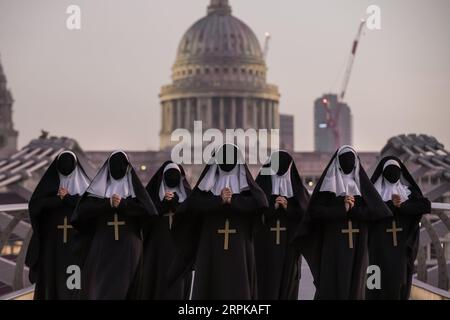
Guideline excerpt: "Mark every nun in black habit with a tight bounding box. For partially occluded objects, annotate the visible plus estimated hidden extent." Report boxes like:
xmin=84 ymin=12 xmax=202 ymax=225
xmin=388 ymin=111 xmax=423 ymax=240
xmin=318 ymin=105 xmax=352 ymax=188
xmin=298 ymin=145 xmax=391 ymax=300
xmin=143 ymin=161 xmax=192 ymax=299
xmin=367 ymin=156 xmax=431 ymax=300
xmin=254 ymin=150 xmax=310 ymax=300
xmin=25 ymin=150 xmax=92 ymax=300
xmin=71 ymin=151 xmax=157 ymax=300
xmin=170 ymin=144 xmax=268 ymax=300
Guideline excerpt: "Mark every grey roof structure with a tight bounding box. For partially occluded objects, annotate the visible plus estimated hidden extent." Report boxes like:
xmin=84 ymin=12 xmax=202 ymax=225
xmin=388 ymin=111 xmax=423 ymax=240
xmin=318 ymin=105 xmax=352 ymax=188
xmin=0 ymin=135 xmax=93 ymax=196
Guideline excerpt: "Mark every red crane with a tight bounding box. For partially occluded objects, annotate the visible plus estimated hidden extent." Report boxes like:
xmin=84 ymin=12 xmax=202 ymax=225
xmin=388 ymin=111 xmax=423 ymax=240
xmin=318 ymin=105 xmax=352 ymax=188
xmin=339 ymin=19 xmax=366 ymax=102
xmin=321 ymin=19 xmax=366 ymax=149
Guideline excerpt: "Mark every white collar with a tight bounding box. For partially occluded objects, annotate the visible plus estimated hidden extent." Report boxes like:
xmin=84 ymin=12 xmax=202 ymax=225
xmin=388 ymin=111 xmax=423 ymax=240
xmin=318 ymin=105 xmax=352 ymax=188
xmin=87 ymin=151 xmax=136 ymax=198
xmin=374 ymin=159 xmax=411 ymax=203
xmin=158 ymin=163 xmax=187 ymax=202
xmin=57 ymin=151 xmax=90 ymax=196
xmin=319 ymin=145 xmax=362 ymax=196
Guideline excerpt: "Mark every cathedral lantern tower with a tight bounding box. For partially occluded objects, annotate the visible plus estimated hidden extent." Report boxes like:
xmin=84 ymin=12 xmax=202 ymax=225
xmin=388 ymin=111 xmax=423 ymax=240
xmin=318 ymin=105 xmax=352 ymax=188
xmin=159 ymin=0 xmax=280 ymax=150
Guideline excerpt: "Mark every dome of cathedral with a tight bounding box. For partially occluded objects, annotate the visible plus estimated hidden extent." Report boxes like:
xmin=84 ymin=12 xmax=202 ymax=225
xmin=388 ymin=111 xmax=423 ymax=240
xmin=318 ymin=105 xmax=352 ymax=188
xmin=171 ymin=0 xmax=267 ymax=83
xmin=175 ymin=1 xmax=264 ymax=66
xmin=159 ymin=1 xmax=280 ymax=150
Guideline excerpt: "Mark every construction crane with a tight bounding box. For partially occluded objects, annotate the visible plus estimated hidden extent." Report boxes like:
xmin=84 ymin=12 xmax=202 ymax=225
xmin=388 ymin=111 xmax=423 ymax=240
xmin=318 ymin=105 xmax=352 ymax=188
xmin=263 ymin=32 xmax=271 ymax=61
xmin=321 ymin=19 xmax=366 ymax=149
xmin=339 ymin=19 xmax=366 ymax=102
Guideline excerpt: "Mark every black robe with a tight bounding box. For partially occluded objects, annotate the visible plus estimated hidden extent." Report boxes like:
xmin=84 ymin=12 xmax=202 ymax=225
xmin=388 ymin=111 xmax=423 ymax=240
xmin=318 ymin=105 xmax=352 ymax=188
xmin=25 ymin=153 xmax=93 ymax=300
xmin=254 ymin=160 xmax=310 ymax=300
xmin=142 ymin=161 xmax=192 ymax=300
xmin=309 ymin=192 xmax=371 ymax=300
xmin=71 ymin=165 xmax=157 ymax=300
xmin=366 ymin=156 xmax=431 ymax=300
xmin=170 ymin=163 xmax=268 ymax=300
xmin=294 ymin=150 xmax=392 ymax=300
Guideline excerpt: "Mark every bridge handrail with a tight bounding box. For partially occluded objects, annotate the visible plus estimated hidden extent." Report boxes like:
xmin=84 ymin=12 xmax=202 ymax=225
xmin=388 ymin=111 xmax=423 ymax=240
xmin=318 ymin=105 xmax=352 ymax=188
xmin=0 ymin=285 xmax=34 ymax=300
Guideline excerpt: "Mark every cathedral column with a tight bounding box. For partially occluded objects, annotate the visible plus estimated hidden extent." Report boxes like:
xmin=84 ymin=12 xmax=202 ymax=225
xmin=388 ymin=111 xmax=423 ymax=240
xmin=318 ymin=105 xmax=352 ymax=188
xmin=260 ymin=100 xmax=266 ymax=129
xmin=196 ymin=98 xmax=202 ymax=126
xmin=252 ymin=99 xmax=258 ymax=129
xmin=231 ymin=98 xmax=237 ymax=128
xmin=219 ymin=98 xmax=225 ymax=129
xmin=207 ymin=98 xmax=213 ymax=128
xmin=242 ymin=98 xmax=248 ymax=129
xmin=163 ymin=102 xmax=169 ymax=132
xmin=171 ymin=100 xmax=177 ymax=131
xmin=273 ymin=102 xmax=280 ymax=129
xmin=161 ymin=102 xmax=166 ymax=133
xmin=167 ymin=101 xmax=173 ymax=132
xmin=176 ymin=99 xmax=182 ymax=129
xmin=267 ymin=100 xmax=273 ymax=129
xmin=185 ymin=98 xmax=191 ymax=130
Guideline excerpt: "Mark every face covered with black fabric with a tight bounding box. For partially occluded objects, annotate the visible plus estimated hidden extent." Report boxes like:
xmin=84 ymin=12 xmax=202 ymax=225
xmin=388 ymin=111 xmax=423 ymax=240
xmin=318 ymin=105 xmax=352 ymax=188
xmin=383 ymin=164 xmax=401 ymax=183
xmin=217 ymin=144 xmax=238 ymax=172
xmin=109 ymin=152 xmax=129 ymax=180
xmin=273 ymin=151 xmax=292 ymax=176
xmin=338 ymin=151 xmax=356 ymax=175
xmin=164 ymin=168 xmax=181 ymax=188
xmin=57 ymin=153 xmax=77 ymax=176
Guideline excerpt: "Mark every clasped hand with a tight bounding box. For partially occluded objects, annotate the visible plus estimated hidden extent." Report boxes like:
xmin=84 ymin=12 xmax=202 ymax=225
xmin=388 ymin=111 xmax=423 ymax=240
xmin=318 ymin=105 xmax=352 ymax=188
xmin=57 ymin=187 xmax=68 ymax=199
xmin=221 ymin=187 xmax=232 ymax=204
xmin=392 ymin=194 xmax=401 ymax=208
xmin=274 ymin=196 xmax=288 ymax=210
xmin=164 ymin=191 xmax=175 ymax=201
xmin=344 ymin=195 xmax=355 ymax=212
xmin=111 ymin=194 xmax=122 ymax=208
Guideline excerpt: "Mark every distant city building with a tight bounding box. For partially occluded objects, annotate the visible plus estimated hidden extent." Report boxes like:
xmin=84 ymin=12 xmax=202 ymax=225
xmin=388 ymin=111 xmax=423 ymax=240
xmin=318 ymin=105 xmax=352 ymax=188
xmin=314 ymin=93 xmax=352 ymax=152
xmin=159 ymin=0 xmax=281 ymax=150
xmin=0 ymin=55 xmax=18 ymax=158
xmin=279 ymin=114 xmax=294 ymax=151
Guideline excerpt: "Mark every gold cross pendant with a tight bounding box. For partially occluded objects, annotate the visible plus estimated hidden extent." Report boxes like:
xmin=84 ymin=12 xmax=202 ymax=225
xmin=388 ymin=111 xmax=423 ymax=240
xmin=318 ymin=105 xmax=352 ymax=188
xmin=341 ymin=220 xmax=360 ymax=249
xmin=164 ymin=211 xmax=175 ymax=230
xmin=217 ymin=219 xmax=237 ymax=250
xmin=270 ymin=219 xmax=287 ymax=245
xmin=57 ymin=216 xmax=73 ymax=244
xmin=107 ymin=213 xmax=126 ymax=241
xmin=386 ymin=220 xmax=403 ymax=247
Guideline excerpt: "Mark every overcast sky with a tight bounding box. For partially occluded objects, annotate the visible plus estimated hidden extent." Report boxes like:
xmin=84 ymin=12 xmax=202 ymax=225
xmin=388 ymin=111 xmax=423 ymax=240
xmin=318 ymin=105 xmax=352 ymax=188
xmin=0 ymin=0 xmax=449 ymax=152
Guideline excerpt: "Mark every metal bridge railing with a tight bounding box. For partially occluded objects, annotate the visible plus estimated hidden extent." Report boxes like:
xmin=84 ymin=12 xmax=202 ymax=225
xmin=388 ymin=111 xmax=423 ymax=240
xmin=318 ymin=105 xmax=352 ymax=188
xmin=416 ymin=203 xmax=450 ymax=292
xmin=0 ymin=203 xmax=31 ymax=296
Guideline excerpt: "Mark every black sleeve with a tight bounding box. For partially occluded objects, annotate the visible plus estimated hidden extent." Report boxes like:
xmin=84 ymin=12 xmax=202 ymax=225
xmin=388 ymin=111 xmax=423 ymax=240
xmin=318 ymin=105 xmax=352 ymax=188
xmin=310 ymin=192 xmax=347 ymax=221
xmin=399 ymin=196 xmax=431 ymax=216
xmin=71 ymin=196 xmax=111 ymax=229
xmin=285 ymin=198 xmax=303 ymax=221
xmin=169 ymin=193 xmax=203 ymax=287
xmin=161 ymin=198 xmax=179 ymax=213
xmin=348 ymin=196 xmax=371 ymax=221
xmin=261 ymin=195 xmax=276 ymax=220
xmin=62 ymin=194 xmax=81 ymax=209
xmin=117 ymin=197 xmax=150 ymax=218
xmin=263 ymin=206 xmax=278 ymax=220
xmin=229 ymin=192 xmax=259 ymax=216
xmin=197 ymin=192 xmax=224 ymax=216
xmin=28 ymin=196 xmax=62 ymax=222
xmin=40 ymin=196 xmax=62 ymax=211
xmin=263 ymin=196 xmax=300 ymax=220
